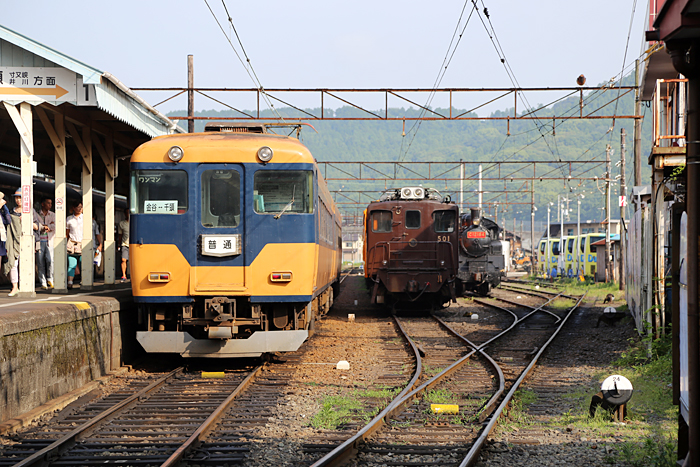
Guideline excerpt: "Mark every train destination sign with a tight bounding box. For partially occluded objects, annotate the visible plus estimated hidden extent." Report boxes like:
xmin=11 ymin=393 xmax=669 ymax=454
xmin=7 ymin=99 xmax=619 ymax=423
xmin=0 ymin=67 xmax=77 ymax=104
xmin=201 ymin=234 xmax=241 ymax=257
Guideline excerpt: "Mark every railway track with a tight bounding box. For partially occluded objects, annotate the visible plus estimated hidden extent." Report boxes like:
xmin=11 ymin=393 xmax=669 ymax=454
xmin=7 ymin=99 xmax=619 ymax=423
xmin=305 ymin=288 xmax=585 ymax=466
xmin=0 ymin=278 xmax=587 ymax=467
xmin=0 ymin=367 xmax=261 ymax=466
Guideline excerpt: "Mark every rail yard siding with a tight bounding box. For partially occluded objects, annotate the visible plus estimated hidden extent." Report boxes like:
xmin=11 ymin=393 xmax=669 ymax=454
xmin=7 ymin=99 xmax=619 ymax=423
xmin=0 ymin=299 xmax=123 ymax=422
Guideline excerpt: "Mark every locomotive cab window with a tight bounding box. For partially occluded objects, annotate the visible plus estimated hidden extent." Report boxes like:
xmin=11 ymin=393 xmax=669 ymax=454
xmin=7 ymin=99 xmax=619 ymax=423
xmin=131 ymin=170 xmax=187 ymax=214
xmin=201 ymin=169 xmax=241 ymax=227
xmin=540 ymin=241 xmax=546 ymax=254
xmin=371 ymin=210 xmax=392 ymax=232
xmin=552 ymin=241 xmax=560 ymax=256
xmin=406 ymin=210 xmax=421 ymax=229
xmin=253 ymin=170 xmax=313 ymax=214
xmin=433 ymin=210 xmax=456 ymax=233
xmin=567 ymin=238 xmax=575 ymax=253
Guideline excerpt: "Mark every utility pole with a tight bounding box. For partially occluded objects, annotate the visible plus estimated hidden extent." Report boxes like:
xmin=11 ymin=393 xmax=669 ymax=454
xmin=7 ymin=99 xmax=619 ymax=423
xmin=620 ymin=129 xmax=627 ymax=289
xmin=459 ymin=159 xmax=464 ymax=215
xmin=531 ymin=168 xmax=535 ymax=272
xmin=605 ymin=144 xmax=612 ymax=283
xmin=547 ymin=204 xmax=551 ymax=278
xmin=188 ymin=55 xmax=195 ymax=133
xmin=634 ymin=59 xmax=642 ymax=187
xmin=478 ymin=164 xmax=483 ymax=210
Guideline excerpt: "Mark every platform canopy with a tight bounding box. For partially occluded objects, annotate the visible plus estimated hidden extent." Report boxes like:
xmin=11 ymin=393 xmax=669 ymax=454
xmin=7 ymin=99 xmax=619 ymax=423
xmin=0 ymin=23 xmax=184 ymax=296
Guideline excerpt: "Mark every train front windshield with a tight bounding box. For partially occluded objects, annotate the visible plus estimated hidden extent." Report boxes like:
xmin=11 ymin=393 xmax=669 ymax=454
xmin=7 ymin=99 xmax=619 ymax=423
xmin=253 ymin=171 xmax=313 ymax=214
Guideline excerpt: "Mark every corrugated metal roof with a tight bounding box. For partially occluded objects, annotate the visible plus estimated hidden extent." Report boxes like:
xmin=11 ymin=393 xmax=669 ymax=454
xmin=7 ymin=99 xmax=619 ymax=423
xmin=95 ymin=78 xmax=177 ymax=138
xmin=0 ymin=23 xmax=183 ymax=136
xmin=0 ymin=24 xmax=102 ymax=84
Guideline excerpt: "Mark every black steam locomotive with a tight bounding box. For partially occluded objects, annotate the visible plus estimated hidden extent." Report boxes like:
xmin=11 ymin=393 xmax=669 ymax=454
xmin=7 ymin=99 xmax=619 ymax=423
xmin=458 ymin=208 xmax=505 ymax=296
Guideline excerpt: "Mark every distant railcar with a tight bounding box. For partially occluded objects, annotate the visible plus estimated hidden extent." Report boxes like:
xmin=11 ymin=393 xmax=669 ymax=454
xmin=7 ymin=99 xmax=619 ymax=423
xmin=130 ymin=123 xmax=341 ymax=358
xmin=363 ymin=187 xmax=459 ymax=308
xmin=457 ymin=208 xmax=505 ymax=295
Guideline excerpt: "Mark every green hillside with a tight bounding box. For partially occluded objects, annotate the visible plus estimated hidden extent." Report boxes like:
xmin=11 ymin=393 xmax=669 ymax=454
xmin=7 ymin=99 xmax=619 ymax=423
xmin=167 ymin=76 xmax=653 ymax=224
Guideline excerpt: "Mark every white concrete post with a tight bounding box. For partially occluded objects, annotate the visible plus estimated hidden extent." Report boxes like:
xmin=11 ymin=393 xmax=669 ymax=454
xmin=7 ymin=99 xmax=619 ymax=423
xmin=4 ymin=102 xmax=36 ymax=297
xmin=93 ymin=132 xmax=116 ymax=286
xmin=104 ymin=135 xmax=115 ymax=285
xmin=36 ymin=108 xmax=67 ymax=293
xmin=81 ymin=125 xmax=94 ymax=290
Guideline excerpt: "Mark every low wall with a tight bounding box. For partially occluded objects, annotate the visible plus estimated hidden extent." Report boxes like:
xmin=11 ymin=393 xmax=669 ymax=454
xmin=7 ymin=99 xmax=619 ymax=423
xmin=0 ymin=297 xmax=130 ymax=422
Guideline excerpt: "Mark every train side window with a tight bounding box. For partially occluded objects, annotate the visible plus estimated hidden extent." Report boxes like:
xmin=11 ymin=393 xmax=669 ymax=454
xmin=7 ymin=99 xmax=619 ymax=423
xmin=371 ymin=210 xmax=392 ymax=232
xmin=433 ymin=210 xmax=455 ymax=233
xmin=131 ymin=170 xmax=188 ymax=214
xmin=406 ymin=210 xmax=421 ymax=229
xmin=253 ymin=170 xmax=313 ymax=214
xmin=201 ymin=169 xmax=240 ymax=228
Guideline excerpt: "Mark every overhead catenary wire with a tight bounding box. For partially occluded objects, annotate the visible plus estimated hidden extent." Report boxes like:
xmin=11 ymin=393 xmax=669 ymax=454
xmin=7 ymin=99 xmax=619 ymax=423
xmin=398 ymin=0 xmax=478 ymax=162
xmin=203 ymin=0 xmax=284 ymax=122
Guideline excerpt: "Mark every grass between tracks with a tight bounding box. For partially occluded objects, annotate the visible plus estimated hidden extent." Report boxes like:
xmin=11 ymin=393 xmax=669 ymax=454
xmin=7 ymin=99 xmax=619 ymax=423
xmin=496 ymin=331 xmax=677 ymax=467
xmin=309 ymin=388 xmax=400 ymax=430
xmin=526 ymin=275 xmax=626 ymax=302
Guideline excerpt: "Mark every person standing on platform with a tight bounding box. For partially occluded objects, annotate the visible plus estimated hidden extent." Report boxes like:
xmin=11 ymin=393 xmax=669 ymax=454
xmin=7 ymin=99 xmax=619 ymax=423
xmin=34 ymin=197 xmax=55 ymax=289
xmin=0 ymin=193 xmax=11 ymax=258
xmin=66 ymin=202 xmax=83 ymax=289
xmin=118 ymin=209 xmax=129 ymax=282
xmin=4 ymin=188 xmax=38 ymax=296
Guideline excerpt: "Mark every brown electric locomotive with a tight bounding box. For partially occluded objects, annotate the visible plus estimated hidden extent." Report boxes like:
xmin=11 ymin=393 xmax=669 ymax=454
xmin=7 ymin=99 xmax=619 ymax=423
xmin=363 ymin=187 xmax=459 ymax=308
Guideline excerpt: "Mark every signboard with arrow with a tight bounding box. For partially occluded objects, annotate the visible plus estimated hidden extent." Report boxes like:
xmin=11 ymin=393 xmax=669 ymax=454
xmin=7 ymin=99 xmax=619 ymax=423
xmin=0 ymin=67 xmax=77 ymax=104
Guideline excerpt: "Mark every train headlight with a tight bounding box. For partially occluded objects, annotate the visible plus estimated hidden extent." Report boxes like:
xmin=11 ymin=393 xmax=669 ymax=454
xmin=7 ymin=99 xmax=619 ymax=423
xmin=382 ymin=260 xmax=388 ymax=266
xmin=167 ymin=146 xmax=184 ymax=162
xmin=257 ymin=146 xmax=274 ymax=163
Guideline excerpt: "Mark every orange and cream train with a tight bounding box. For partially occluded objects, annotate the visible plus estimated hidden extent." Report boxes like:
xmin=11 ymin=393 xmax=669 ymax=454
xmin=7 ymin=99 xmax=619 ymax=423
xmin=129 ymin=123 xmax=341 ymax=357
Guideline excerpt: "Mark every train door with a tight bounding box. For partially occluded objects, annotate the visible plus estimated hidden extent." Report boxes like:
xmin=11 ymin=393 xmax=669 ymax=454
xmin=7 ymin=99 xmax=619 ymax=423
xmin=192 ymin=165 xmax=245 ymax=293
xmin=565 ymin=236 xmax=576 ymax=277
xmin=550 ymin=239 xmax=560 ymax=277
xmin=538 ymin=240 xmax=547 ymax=274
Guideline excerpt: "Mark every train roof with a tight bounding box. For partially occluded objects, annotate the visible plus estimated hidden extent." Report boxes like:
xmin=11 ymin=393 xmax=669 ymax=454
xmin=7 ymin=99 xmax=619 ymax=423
xmin=131 ymin=132 xmax=316 ymax=165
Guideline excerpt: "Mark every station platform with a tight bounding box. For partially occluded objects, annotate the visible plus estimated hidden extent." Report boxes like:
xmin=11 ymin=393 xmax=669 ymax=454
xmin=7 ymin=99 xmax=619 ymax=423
xmin=0 ymin=282 xmax=136 ymax=431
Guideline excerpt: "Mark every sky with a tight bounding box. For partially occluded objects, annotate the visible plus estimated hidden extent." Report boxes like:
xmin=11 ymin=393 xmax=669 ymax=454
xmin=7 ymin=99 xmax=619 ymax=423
xmin=3 ymin=0 xmax=651 ymax=116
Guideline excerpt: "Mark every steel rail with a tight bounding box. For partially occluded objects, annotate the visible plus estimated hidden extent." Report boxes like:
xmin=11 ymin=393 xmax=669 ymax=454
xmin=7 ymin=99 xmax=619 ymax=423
xmin=312 ymin=293 xmax=562 ymax=467
xmin=309 ymin=316 xmax=426 ymax=467
xmin=482 ymin=296 xmax=563 ymax=323
xmin=502 ymin=280 xmax=580 ymax=300
xmin=159 ymin=366 xmax=263 ymax=467
xmin=431 ymin=315 xmax=504 ymax=422
xmin=13 ymin=367 xmax=185 ymax=467
xmin=499 ymin=283 xmax=579 ymax=301
xmin=458 ymin=292 xmax=587 ymax=467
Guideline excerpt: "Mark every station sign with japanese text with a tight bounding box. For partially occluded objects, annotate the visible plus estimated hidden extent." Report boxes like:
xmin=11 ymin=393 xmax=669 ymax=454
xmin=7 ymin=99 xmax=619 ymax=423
xmin=0 ymin=67 xmax=77 ymax=104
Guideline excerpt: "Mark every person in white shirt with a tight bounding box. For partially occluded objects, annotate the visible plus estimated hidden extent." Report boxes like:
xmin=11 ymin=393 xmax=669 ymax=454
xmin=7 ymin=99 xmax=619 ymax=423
xmin=34 ymin=197 xmax=55 ymax=289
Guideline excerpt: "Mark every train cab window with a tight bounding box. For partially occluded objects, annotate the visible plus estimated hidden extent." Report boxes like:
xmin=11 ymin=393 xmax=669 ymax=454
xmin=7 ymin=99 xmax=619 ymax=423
xmin=131 ymin=170 xmax=187 ymax=214
xmin=552 ymin=241 xmax=560 ymax=256
xmin=567 ymin=238 xmax=575 ymax=253
xmin=433 ymin=210 xmax=456 ymax=233
xmin=253 ymin=170 xmax=313 ymax=214
xmin=406 ymin=210 xmax=421 ymax=229
xmin=201 ymin=170 xmax=241 ymax=227
xmin=540 ymin=241 xmax=546 ymax=254
xmin=371 ymin=210 xmax=392 ymax=232
xmin=580 ymin=236 xmax=587 ymax=253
